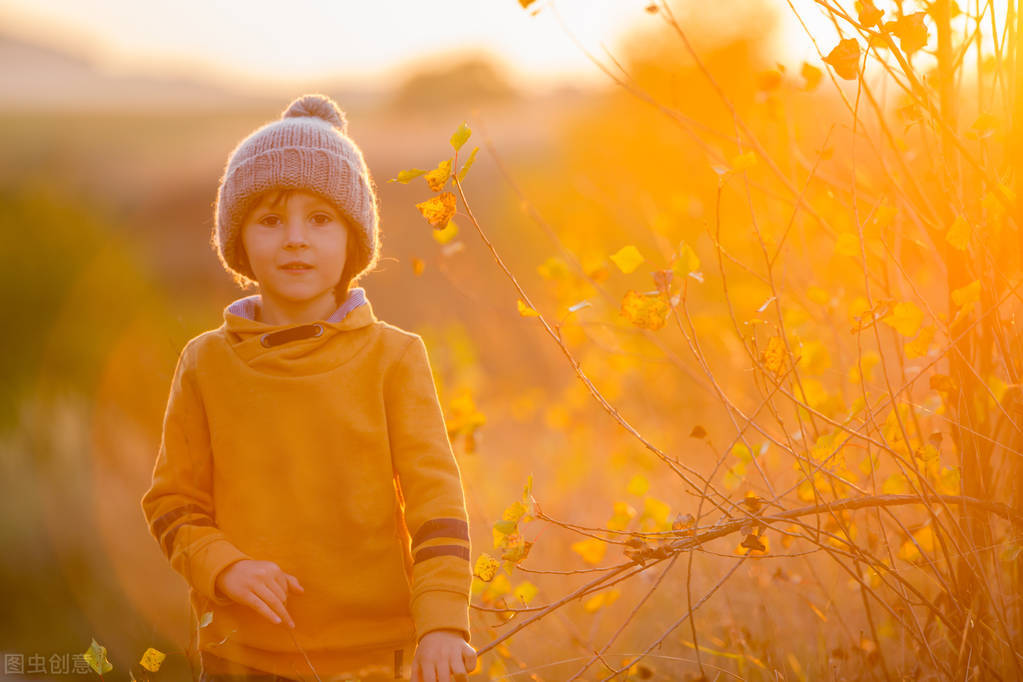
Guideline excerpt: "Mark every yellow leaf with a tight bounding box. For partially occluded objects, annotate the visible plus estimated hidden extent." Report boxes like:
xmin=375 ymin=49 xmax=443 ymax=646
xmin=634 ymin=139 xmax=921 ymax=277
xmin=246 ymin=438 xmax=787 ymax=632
xmin=723 ymin=463 xmax=746 ymax=491
xmin=620 ymin=290 xmax=670 ymax=330
xmin=871 ymin=202 xmax=897 ymax=229
xmin=415 ymin=192 xmax=457 ymax=228
xmin=643 ymin=495 xmax=671 ymax=527
xmin=571 ymin=538 xmax=607 ymax=565
xmin=483 ymin=573 xmax=511 ymax=601
xmin=503 ymin=500 xmax=527 ymax=523
xmin=801 ymin=62 xmax=822 ymax=90
xmin=424 ymin=158 xmax=452 ymax=192
xmin=537 ymin=256 xmax=571 ymax=280
xmin=856 ymin=0 xmax=883 ymax=26
xmin=730 ymin=151 xmax=757 ymax=171
xmin=952 ymin=280 xmax=980 ymax=309
xmin=673 ymin=241 xmax=701 ymax=276
xmin=457 ymin=147 xmax=479 ymax=182
xmin=898 ymin=525 xmax=935 ymax=562
xmin=887 ymin=12 xmax=928 ymax=53
xmin=848 ymin=351 xmax=880 ymax=384
xmin=983 ymin=183 xmax=1015 ymax=218
xmin=517 ymin=299 xmax=540 ymax=317
xmin=797 ymin=478 xmax=816 ymax=502
xmin=447 ymin=390 xmax=486 ymax=435
xmin=83 ymin=639 xmax=113 ymax=675
xmin=795 ymin=377 xmax=829 ymax=409
xmin=583 ymin=588 xmax=621 ymax=613
xmin=835 ymin=232 xmax=860 ymax=256
xmin=610 ymin=244 xmax=645 ymax=274
xmin=823 ymin=38 xmax=860 ymax=80
xmin=389 ymin=168 xmax=428 ymax=184
xmin=797 ymin=339 xmax=832 ymax=374
xmin=140 ymin=648 xmax=166 ymax=673
xmin=513 ymin=580 xmax=538 ymax=605
xmin=944 ymin=215 xmax=971 ymax=250
xmin=761 ymin=336 xmax=786 ymax=376
xmin=905 ymin=324 xmax=935 ymax=358
xmin=607 ymin=501 xmax=637 ymax=531
xmin=938 ymin=466 xmax=960 ymax=495
xmin=969 ymin=113 xmax=999 ymax=139
xmin=450 ymin=122 xmax=471 ymax=151
xmin=626 ymin=474 xmax=649 ymax=496
xmin=736 ymin=532 xmax=770 ymax=555
xmin=431 ymin=219 xmax=458 ymax=244
xmin=881 ymin=474 xmax=909 ymax=494
xmin=882 ymin=301 xmax=924 ymax=337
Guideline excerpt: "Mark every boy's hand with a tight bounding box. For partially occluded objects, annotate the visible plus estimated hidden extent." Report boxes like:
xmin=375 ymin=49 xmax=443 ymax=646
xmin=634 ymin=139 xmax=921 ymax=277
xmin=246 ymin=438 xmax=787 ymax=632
xmin=214 ymin=559 xmax=304 ymax=628
xmin=411 ymin=629 xmax=477 ymax=682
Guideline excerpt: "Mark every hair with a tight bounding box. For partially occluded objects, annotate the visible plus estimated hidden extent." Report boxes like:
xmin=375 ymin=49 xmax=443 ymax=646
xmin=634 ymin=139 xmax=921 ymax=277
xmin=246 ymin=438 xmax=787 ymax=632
xmin=234 ymin=188 xmax=364 ymax=305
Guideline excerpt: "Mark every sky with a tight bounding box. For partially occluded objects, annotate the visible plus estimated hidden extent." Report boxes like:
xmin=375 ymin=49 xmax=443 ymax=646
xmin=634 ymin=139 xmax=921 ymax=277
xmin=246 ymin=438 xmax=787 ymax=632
xmin=0 ymin=0 xmax=837 ymax=93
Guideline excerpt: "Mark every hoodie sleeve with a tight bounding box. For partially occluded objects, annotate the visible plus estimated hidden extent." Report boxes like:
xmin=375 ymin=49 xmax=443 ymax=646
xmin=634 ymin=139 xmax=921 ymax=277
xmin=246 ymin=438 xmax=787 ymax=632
xmin=384 ymin=335 xmax=472 ymax=645
xmin=141 ymin=339 xmax=253 ymax=607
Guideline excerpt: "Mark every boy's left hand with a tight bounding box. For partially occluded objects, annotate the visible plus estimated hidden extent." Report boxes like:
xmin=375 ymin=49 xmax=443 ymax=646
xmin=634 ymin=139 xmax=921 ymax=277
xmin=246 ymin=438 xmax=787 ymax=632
xmin=411 ymin=628 xmax=477 ymax=682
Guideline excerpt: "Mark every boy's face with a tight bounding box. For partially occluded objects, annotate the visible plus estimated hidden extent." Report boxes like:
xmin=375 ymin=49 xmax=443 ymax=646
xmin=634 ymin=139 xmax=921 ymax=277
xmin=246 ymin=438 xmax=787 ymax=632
xmin=240 ymin=189 xmax=349 ymax=310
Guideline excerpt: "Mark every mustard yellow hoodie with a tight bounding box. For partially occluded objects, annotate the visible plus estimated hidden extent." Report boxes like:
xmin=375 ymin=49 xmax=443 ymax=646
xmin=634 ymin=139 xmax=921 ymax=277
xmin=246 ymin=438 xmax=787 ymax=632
xmin=141 ymin=288 xmax=472 ymax=680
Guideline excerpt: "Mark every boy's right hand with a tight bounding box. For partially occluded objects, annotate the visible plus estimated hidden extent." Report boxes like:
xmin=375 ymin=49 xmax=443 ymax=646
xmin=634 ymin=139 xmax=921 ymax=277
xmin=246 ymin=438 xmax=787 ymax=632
xmin=214 ymin=559 xmax=304 ymax=629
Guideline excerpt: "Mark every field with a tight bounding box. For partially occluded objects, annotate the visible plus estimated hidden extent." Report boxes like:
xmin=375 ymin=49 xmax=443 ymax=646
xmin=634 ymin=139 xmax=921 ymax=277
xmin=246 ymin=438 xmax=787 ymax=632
xmin=2 ymin=1 xmax=1023 ymax=679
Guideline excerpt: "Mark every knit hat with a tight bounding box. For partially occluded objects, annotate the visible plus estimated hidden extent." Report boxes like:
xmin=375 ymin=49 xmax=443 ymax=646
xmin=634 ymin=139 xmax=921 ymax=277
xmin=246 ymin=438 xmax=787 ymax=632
xmin=212 ymin=93 xmax=381 ymax=287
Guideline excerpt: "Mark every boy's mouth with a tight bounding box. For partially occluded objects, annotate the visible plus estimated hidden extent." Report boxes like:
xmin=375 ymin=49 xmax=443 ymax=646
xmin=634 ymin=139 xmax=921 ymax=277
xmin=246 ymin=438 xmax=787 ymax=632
xmin=280 ymin=262 xmax=314 ymax=270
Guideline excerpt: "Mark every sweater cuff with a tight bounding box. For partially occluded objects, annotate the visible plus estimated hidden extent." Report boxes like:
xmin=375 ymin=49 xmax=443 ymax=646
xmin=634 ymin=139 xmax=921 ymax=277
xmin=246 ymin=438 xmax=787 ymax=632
xmin=411 ymin=590 xmax=471 ymax=644
xmin=192 ymin=537 xmax=253 ymax=606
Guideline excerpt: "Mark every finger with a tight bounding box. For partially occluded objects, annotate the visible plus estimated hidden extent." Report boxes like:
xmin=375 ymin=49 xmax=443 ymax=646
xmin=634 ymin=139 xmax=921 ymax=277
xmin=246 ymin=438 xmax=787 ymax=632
xmin=461 ymin=646 xmax=477 ymax=673
xmin=286 ymin=574 xmax=305 ymax=593
xmin=449 ymin=658 xmax=468 ymax=682
xmin=253 ymin=583 xmax=295 ymax=629
xmin=420 ymin=659 xmax=439 ymax=682
xmin=266 ymin=575 xmax=288 ymax=604
xmin=242 ymin=591 xmax=283 ymax=626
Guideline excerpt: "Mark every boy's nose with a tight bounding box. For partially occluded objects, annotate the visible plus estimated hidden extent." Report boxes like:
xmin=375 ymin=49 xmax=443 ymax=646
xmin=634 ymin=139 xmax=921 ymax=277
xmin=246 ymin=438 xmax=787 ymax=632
xmin=283 ymin=220 xmax=310 ymax=245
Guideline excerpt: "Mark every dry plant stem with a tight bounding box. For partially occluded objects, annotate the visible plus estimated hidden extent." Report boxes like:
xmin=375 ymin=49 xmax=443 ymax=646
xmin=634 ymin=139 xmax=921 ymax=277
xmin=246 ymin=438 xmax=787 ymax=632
xmin=450 ymin=167 xmax=723 ymax=501
xmin=812 ymin=0 xmax=1016 ymax=218
xmin=472 ymin=492 xmax=1018 ymax=651
xmin=755 ymin=271 xmax=1023 ymax=506
xmin=472 ymin=118 xmax=714 ymax=397
xmin=471 ymin=558 xmax=644 ymax=654
xmin=849 ymin=41 xmax=971 ymax=612
xmin=596 ymin=558 xmax=746 ymax=682
xmin=564 ymin=553 xmax=682 ymax=681
xmin=703 ymin=187 xmax=874 ymax=508
xmin=853 ymin=111 xmax=1019 ymax=675
xmin=557 ymin=0 xmax=845 ymax=241
xmin=787 ymin=3 xmax=951 ymax=261
xmin=653 ymin=1 xmax=840 ymax=233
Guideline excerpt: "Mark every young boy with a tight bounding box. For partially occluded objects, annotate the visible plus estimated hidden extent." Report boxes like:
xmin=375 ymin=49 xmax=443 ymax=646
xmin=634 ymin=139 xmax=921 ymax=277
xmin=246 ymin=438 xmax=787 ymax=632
xmin=141 ymin=94 xmax=477 ymax=682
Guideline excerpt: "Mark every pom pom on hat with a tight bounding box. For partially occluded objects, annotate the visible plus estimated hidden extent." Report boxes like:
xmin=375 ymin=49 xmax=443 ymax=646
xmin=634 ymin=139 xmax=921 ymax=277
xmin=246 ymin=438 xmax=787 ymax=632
xmin=283 ymin=94 xmax=348 ymax=133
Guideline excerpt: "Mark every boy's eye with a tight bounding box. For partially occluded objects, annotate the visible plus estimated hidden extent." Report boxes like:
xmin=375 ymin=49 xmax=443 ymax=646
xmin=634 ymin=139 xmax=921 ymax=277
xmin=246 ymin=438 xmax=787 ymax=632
xmin=259 ymin=215 xmax=281 ymax=226
xmin=311 ymin=213 xmax=333 ymax=225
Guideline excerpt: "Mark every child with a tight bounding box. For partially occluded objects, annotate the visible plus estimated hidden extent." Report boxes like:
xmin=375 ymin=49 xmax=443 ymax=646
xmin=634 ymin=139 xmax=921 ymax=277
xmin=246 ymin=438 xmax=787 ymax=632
xmin=141 ymin=94 xmax=477 ymax=682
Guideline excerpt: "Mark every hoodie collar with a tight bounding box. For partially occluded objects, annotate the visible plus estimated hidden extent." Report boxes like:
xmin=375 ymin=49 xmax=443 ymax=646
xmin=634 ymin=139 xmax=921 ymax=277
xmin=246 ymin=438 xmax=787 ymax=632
xmin=221 ymin=287 xmax=378 ymax=374
xmin=226 ymin=287 xmax=368 ymax=325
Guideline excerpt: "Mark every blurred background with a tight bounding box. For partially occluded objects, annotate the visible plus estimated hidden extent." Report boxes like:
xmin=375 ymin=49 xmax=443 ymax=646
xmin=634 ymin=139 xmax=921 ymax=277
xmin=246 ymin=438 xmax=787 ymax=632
xmin=0 ymin=0 xmax=909 ymax=679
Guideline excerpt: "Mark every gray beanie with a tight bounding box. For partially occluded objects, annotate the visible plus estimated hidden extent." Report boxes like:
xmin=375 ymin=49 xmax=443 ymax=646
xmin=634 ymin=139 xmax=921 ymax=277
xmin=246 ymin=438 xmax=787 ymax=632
xmin=212 ymin=93 xmax=380 ymax=286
